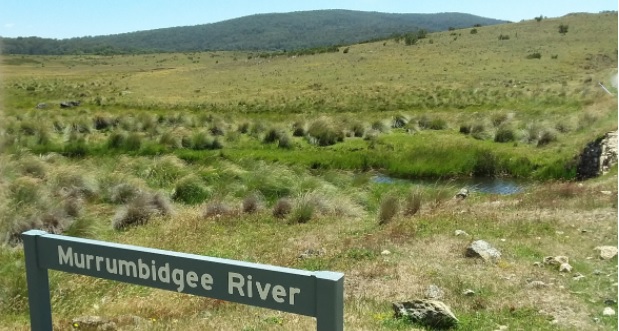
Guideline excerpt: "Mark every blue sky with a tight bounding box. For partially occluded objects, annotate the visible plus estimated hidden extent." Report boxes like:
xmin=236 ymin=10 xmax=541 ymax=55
xmin=1 ymin=0 xmax=617 ymax=39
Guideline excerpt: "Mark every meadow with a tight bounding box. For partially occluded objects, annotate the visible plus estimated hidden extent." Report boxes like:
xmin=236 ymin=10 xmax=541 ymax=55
xmin=0 ymin=12 xmax=617 ymax=330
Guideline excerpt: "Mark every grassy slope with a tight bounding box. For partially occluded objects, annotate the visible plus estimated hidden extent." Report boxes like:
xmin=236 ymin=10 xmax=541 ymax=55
xmin=0 ymin=13 xmax=617 ymax=331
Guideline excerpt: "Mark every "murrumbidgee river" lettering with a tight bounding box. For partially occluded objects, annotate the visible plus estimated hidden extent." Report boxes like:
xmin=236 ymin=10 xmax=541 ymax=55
xmin=57 ymin=245 xmax=301 ymax=305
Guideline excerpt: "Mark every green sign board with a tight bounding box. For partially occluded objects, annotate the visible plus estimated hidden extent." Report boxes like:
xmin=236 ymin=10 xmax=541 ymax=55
xmin=22 ymin=230 xmax=344 ymax=330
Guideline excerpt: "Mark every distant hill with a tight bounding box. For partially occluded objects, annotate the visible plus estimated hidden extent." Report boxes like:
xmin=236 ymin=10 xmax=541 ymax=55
xmin=0 ymin=10 xmax=508 ymax=55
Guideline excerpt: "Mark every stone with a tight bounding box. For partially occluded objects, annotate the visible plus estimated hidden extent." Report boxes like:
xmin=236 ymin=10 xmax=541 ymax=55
xmin=425 ymin=284 xmax=445 ymax=300
xmin=297 ymin=248 xmax=326 ymax=259
xmin=602 ymin=307 xmax=616 ymax=316
xmin=381 ymin=249 xmax=392 ymax=255
xmin=543 ymin=255 xmax=569 ymax=265
xmin=71 ymin=316 xmax=117 ymax=331
xmin=465 ymin=240 xmax=501 ymax=263
xmin=60 ymin=100 xmax=81 ymax=108
xmin=462 ymin=289 xmax=475 ymax=296
xmin=572 ymin=273 xmax=585 ymax=281
xmin=455 ymin=188 xmax=469 ymax=199
xmin=526 ymin=280 xmax=547 ymax=289
xmin=36 ymin=102 xmax=47 ymax=109
xmin=559 ymin=262 xmax=573 ymax=273
xmin=454 ymin=229 xmax=469 ymax=236
xmin=393 ymin=299 xmax=458 ymax=329
xmin=594 ymin=246 xmax=618 ymax=260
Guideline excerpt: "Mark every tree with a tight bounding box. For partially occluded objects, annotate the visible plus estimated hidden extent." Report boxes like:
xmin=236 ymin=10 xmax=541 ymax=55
xmin=559 ymin=24 xmax=569 ymax=35
xmin=534 ymin=15 xmax=543 ymax=22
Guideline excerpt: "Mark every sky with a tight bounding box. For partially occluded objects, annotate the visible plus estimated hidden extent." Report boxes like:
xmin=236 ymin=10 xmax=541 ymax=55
xmin=1 ymin=0 xmax=617 ymax=39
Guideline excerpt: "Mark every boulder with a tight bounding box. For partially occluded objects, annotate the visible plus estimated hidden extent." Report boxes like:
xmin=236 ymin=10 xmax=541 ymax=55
xmin=425 ymin=284 xmax=445 ymax=300
xmin=60 ymin=100 xmax=81 ymax=108
xmin=594 ymin=246 xmax=618 ymax=260
xmin=455 ymin=188 xmax=469 ymax=199
xmin=393 ymin=299 xmax=458 ymax=329
xmin=465 ymin=240 xmax=501 ymax=263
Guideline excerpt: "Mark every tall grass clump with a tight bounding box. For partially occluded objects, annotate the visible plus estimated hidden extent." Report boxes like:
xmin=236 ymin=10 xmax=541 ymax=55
xmin=289 ymin=195 xmax=316 ymax=224
xmin=242 ymin=192 xmax=264 ymax=214
xmin=112 ymin=192 xmax=173 ymax=230
xmin=172 ymin=175 xmax=210 ymax=204
xmin=272 ymin=198 xmax=293 ymax=219
xmin=378 ymin=194 xmax=400 ymax=225
xmin=307 ymin=118 xmax=344 ymax=146
xmin=403 ymin=189 xmax=422 ymax=217
xmin=494 ymin=127 xmax=516 ymax=143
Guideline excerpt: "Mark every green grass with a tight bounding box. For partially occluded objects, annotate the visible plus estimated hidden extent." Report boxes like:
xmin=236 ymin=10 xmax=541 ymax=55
xmin=0 ymin=12 xmax=617 ymax=331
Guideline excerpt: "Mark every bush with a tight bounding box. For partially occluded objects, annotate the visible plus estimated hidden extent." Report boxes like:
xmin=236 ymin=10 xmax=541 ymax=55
xmin=203 ymin=200 xmax=238 ymax=219
xmin=307 ymin=118 xmax=344 ymax=146
xmin=494 ymin=127 xmax=516 ymax=143
xmin=403 ymin=189 xmax=422 ymax=217
xmin=470 ymin=28 xmax=478 ymax=34
xmin=526 ymin=52 xmax=542 ymax=59
xmin=558 ymin=24 xmax=569 ymax=34
xmin=242 ymin=192 xmax=264 ymax=214
xmin=273 ymin=198 xmax=292 ymax=218
xmin=378 ymin=195 xmax=399 ymax=225
xmin=172 ymin=176 xmax=210 ymax=204
xmin=112 ymin=192 xmax=173 ymax=230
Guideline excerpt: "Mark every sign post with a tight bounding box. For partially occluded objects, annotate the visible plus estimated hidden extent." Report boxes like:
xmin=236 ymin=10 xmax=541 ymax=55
xmin=22 ymin=230 xmax=344 ymax=331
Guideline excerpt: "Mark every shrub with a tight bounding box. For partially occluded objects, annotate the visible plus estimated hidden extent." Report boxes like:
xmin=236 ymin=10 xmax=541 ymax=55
xmin=307 ymin=118 xmax=344 ymax=146
xmin=242 ymin=192 xmax=264 ymax=214
xmin=378 ymin=195 xmax=399 ymax=225
xmin=537 ymin=129 xmax=557 ymax=146
xmin=526 ymin=52 xmax=542 ymax=59
xmin=290 ymin=196 xmax=315 ymax=224
xmin=473 ymin=149 xmax=499 ymax=176
xmin=470 ymin=28 xmax=478 ymax=34
xmin=392 ymin=114 xmax=408 ymax=128
xmin=172 ymin=176 xmax=210 ymax=204
xmin=403 ymin=189 xmax=422 ymax=217
xmin=112 ymin=192 xmax=172 ymax=230
xmin=273 ymin=198 xmax=292 ymax=218
xmin=107 ymin=131 xmax=127 ymax=149
xmin=203 ymin=200 xmax=238 ymax=219
xmin=494 ymin=127 xmax=516 ymax=143
xmin=558 ymin=24 xmax=569 ymax=35
xmin=498 ymin=34 xmax=510 ymax=40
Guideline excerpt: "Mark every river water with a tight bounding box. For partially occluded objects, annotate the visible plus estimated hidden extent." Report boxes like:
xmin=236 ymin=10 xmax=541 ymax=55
xmin=372 ymin=175 xmax=527 ymax=195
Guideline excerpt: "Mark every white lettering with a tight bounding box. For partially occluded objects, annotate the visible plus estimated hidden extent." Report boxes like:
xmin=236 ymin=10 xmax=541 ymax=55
xmin=138 ymin=259 xmax=150 ymax=280
xmin=256 ymin=281 xmax=271 ymax=300
xmin=228 ymin=272 xmax=245 ymax=296
xmin=272 ymin=285 xmax=286 ymax=303
xmin=172 ymin=269 xmax=185 ymax=292
xmin=158 ymin=263 xmax=170 ymax=283
xmin=95 ymin=256 xmax=104 ymax=271
xmin=105 ymin=258 xmax=117 ymax=274
xmin=85 ymin=255 xmax=94 ymax=269
xmin=289 ymin=287 xmax=301 ymax=305
xmin=118 ymin=260 xmax=137 ymax=277
xmin=58 ymin=245 xmax=73 ymax=266
xmin=186 ymin=271 xmax=198 ymax=288
xmin=74 ymin=252 xmax=85 ymax=268
xmin=201 ymin=273 xmax=213 ymax=290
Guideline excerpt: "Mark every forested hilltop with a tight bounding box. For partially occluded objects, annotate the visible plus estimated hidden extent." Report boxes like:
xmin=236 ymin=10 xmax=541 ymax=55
xmin=0 ymin=10 xmax=508 ymax=55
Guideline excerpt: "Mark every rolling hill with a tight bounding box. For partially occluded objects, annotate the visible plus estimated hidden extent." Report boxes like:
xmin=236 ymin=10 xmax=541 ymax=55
xmin=0 ymin=10 xmax=508 ymax=54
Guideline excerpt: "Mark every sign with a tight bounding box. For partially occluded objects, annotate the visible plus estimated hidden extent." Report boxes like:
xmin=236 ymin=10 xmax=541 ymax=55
xmin=22 ymin=230 xmax=344 ymax=331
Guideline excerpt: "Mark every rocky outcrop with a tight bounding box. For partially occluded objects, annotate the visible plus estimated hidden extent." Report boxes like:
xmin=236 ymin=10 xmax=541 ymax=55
xmin=577 ymin=131 xmax=618 ymax=180
xmin=393 ymin=299 xmax=458 ymax=329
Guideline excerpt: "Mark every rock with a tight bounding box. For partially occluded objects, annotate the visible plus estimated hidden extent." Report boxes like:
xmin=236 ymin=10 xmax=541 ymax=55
xmin=604 ymin=299 xmax=617 ymax=305
xmin=577 ymin=131 xmax=618 ymax=179
xmin=381 ymin=249 xmax=392 ymax=255
xmin=462 ymin=289 xmax=475 ymax=296
xmin=602 ymin=307 xmax=616 ymax=316
xmin=543 ymin=255 xmax=569 ymax=265
xmin=559 ymin=262 xmax=573 ymax=273
xmin=36 ymin=102 xmax=47 ymax=109
xmin=60 ymin=100 xmax=81 ymax=108
xmin=455 ymin=188 xmax=469 ymax=199
xmin=425 ymin=284 xmax=445 ymax=300
xmin=393 ymin=299 xmax=458 ymax=329
xmin=71 ymin=316 xmax=117 ymax=331
xmin=533 ymin=262 xmax=542 ymax=267
xmin=594 ymin=246 xmax=618 ymax=260
xmin=465 ymin=240 xmax=501 ymax=263
xmin=572 ymin=273 xmax=585 ymax=281
xmin=297 ymin=248 xmax=326 ymax=259
xmin=454 ymin=229 xmax=469 ymax=236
